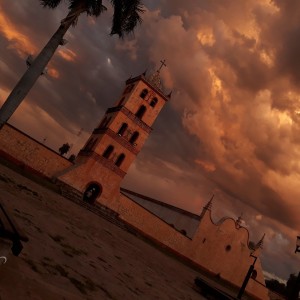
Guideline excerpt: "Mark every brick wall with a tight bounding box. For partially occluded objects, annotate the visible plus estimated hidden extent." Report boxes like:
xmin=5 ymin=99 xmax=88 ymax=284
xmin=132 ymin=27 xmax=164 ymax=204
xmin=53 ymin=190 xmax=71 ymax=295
xmin=0 ymin=124 xmax=72 ymax=178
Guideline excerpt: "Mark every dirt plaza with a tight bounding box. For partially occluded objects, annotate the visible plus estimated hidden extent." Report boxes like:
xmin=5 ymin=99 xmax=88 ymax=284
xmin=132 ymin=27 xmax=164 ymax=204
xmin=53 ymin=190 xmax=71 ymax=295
xmin=0 ymin=163 xmax=210 ymax=300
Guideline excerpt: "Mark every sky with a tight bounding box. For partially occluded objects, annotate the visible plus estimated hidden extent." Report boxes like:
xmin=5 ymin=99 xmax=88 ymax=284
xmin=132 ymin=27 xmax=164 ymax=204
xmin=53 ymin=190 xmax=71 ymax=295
xmin=1 ymin=0 xmax=300 ymax=280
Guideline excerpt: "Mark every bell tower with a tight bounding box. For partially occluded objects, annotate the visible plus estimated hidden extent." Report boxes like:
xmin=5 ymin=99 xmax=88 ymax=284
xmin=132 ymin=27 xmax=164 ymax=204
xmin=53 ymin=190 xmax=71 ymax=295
xmin=57 ymin=62 xmax=170 ymax=205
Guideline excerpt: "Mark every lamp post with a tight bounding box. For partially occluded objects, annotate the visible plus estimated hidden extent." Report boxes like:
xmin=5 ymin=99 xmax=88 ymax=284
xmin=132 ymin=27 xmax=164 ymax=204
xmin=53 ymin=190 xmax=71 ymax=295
xmin=295 ymin=236 xmax=300 ymax=254
xmin=292 ymin=237 xmax=300 ymax=300
xmin=237 ymin=254 xmax=257 ymax=299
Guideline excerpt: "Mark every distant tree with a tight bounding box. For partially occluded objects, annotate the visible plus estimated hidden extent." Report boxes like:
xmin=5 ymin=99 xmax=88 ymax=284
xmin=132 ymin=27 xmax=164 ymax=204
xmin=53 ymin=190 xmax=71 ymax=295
xmin=286 ymin=273 xmax=300 ymax=300
xmin=265 ymin=279 xmax=286 ymax=296
xmin=0 ymin=0 xmax=144 ymax=127
xmin=59 ymin=143 xmax=70 ymax=156
xmin=68 ymin=154 xmax=76 ymax=162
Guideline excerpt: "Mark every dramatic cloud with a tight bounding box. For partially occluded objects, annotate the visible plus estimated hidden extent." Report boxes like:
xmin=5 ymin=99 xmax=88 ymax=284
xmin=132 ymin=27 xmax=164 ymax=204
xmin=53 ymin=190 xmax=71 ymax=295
xmin=1 ymin=0 xmax=300 ymax=279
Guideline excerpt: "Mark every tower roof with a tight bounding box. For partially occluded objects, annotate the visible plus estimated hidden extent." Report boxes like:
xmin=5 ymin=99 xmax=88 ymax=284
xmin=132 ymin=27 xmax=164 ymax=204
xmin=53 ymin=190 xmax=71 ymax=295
xmin=146 ymin=60 xmax=166 ymax=90
xmin=255 ymin=233 xmax=265 ymax=249
xmin=126 ymin=60 xmax=169 ymax=101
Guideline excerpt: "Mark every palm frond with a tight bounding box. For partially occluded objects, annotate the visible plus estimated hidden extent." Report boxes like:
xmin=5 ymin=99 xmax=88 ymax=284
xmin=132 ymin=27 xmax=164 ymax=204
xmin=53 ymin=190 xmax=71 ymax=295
xmin=86 ymin=0 xmax=107 ymax=17
xmin=110 ymin=0 xmax=144 ymax=37
xmin=40 ymin=0 xmax=143 ymax=34
xmin=40 ymin=0 xmax=62 ymax=9
xmin=68 ymin=0 xmax=106 ymax=17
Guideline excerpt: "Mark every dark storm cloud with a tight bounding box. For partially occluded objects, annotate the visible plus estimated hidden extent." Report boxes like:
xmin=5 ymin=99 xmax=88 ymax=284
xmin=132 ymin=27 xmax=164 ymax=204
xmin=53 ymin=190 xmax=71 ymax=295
xmin=2 ymin=0 xmax=300 ymax=280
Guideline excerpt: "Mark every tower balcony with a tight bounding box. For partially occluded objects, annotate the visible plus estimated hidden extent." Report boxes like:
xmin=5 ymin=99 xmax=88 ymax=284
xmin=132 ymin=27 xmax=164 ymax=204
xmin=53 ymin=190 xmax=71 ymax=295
xmin=78 ymin=150 xmax=126 ymax=178
xmin=106 ymin=106 xmax=152 ymax=134
xmin=92 ymin=128 xmax=139 ymax=155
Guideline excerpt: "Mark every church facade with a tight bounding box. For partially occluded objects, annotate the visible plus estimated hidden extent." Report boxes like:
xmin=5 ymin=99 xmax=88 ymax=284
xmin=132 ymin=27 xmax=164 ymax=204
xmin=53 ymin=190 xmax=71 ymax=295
xmin=0 ymin=67 xmax=269 ymax=299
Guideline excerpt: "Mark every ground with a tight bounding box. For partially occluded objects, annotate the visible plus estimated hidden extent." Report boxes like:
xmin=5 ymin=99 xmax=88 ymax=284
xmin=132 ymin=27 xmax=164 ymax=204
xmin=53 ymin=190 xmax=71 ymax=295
xmin=0 ymin=163 xmax=207 ymax=300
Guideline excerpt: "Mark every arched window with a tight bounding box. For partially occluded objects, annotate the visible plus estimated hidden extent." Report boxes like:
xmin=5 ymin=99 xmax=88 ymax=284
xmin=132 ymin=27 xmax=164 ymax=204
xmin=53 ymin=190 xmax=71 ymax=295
xmin=129 ymin=131 xmax=139 ymax=144
xmin=102 ymin=145 xmax=114 ymax=159
xmin=115 ymin=153 xmax=125 ymax=167
xmin=150 ymin=97 xmax=158 ymax=108
xmin=140 ymin=89 xmax=148 ymax=99
xmin=117 ymin=123 xmax=128 ymax=136
xmin=135 ymin=105 xmax=146 ymax=119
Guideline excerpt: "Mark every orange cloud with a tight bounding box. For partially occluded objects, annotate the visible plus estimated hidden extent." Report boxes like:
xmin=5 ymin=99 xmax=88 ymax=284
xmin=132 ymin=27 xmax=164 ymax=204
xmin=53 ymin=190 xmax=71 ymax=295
xmin=195 ymin=159 xmax=216 ymax=172
xmin=58 ymin=49 xmax=77 ymax=62
xmin=0 ymin=87 xmax=9 ymax=105
xmin=47 ymin=67 xmax=60 ymax=79
xmin=0 ymin=8 xmax=36 ymax=57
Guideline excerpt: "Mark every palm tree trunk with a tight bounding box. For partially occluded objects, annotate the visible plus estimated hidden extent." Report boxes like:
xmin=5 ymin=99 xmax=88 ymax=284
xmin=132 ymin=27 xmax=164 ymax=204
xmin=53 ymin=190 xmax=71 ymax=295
xmin=0 ymin=8 xmax=83 ymax=128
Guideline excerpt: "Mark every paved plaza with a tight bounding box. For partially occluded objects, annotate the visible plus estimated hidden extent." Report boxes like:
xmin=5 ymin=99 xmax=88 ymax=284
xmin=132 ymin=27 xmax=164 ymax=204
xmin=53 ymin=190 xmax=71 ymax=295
xmin=0 ymin=163 xmax=208 ymax=300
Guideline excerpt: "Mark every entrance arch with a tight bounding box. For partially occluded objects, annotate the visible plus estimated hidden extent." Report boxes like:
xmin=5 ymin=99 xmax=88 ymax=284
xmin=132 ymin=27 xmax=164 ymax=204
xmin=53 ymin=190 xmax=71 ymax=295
xmin=83 ymin=183 xmax=102 ymax=204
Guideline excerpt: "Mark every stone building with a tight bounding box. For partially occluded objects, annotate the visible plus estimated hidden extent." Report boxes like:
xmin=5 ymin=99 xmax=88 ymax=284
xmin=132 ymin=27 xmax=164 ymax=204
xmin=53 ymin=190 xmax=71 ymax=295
xmin=0 ymin=66 xmax=269 ymax=299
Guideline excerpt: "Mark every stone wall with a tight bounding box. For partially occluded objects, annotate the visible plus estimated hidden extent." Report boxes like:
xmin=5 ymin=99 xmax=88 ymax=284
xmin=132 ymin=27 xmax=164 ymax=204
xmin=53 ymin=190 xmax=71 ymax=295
xmin=0 ymin=124 xmax=72 ymax=178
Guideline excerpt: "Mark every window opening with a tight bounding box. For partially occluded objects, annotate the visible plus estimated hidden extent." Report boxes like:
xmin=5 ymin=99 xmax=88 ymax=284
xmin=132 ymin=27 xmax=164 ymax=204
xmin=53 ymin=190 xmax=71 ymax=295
xmin=117 ymin=123 xmax=128 ymax=136
xmin=129 ymin=131 xmax=139 ymax=144
xmin=115 ymin=153 xmax=125 ymax=167
xmin=102 ymin=145 xmax=114 ymax=159
xmin=140 ymin=89 xmax=148 ymax=99
xmin=135 ymin=105 xmax=146 ymax=119
xmin=150 ymin=97 xmax=158 ymax=108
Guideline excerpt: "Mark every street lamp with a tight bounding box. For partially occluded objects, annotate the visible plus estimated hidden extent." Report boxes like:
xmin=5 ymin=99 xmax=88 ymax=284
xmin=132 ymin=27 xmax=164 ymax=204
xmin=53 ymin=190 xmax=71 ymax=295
xmin=237 ymin=253 xmax=257 ymax=299
xmin=295 ymin=236 xmax=300 ymax=254
xmin=292 ymin=237 xmax=300 ymax=300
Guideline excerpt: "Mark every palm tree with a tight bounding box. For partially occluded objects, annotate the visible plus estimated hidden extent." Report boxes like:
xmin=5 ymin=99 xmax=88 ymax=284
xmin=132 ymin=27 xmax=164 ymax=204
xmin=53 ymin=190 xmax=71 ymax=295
xmin=0 ymin=0 xmax=144 ymax=127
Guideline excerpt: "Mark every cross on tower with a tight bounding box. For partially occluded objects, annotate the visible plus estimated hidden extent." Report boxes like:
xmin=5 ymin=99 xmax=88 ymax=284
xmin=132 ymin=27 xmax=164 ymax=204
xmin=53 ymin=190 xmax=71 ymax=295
xmin=158 ymin=59 xmax=167 ymax=72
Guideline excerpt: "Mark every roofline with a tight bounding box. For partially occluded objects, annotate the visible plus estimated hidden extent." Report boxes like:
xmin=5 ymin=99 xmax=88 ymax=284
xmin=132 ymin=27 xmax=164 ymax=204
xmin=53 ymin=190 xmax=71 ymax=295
xmin=120 ymin=187 xmax=201 ymax=220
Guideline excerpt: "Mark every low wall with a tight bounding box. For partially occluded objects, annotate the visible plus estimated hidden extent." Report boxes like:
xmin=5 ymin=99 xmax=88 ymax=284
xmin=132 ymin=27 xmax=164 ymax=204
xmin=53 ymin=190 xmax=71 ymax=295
xmin=101 ymin=192 xmax=269 ymax=300
xmin=0 ymin=124 xmax=72 ymax=178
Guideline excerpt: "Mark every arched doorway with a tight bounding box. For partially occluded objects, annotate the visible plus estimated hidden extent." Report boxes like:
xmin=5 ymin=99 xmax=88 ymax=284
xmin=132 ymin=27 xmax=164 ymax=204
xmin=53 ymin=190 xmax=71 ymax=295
xmin=83 ymin=183 xmax=102 ymax=204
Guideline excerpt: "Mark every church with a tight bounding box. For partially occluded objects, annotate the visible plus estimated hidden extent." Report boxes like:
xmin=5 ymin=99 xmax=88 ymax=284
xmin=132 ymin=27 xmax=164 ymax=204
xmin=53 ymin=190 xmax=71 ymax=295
xmin=0 ymin=64 xmax=269 ymax=299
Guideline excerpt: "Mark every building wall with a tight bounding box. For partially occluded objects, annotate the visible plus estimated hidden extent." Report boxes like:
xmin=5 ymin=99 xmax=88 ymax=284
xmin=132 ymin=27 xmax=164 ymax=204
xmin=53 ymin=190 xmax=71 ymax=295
xmin=0 ymin=124 xmax=72 ymax=178
xmin=99 ymin=192 xmax=269 ymax=300
xmin=190 ymin=213 xmax=267 ymax=297
xmin=57 ymin=157 xmax=122 ymax=202
xmin=121 ymin=189 xmax=200 ymax=238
